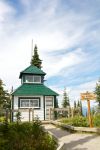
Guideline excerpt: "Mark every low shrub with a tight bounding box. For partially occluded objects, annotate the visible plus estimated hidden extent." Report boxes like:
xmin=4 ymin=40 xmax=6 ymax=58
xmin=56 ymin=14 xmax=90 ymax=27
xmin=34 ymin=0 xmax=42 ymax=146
xmin=0 ymin=119 xmax=57 ymax=150
xmin=93 ymin=114 xmax=100 ymax=127
xmin=61 ymin=116 xmax=89 ymax=127
xmin=0 ymin=117 xmax=5 ymax=122
xmin=71 ymin=116 xmax=89 ymax=127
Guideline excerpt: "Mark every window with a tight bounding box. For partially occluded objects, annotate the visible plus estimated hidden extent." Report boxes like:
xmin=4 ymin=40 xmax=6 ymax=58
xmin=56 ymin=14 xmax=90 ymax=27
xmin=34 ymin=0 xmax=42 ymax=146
xmin=25 ymin=75 xmax=41 ymax=83
xmin=25 ymin=76 xmax=33 ymax=83
xmin=30 ymin=99 xmax=39 ymax=107
xmin=46 ymin=97 xmax=53 ymax=107
xmin=34 ymin=76 xmax=41 ymax=83
xmin=21 ymin=100 xmax=29 ymax=107
xmin=20 ymin=98 xmax=40 ymax=108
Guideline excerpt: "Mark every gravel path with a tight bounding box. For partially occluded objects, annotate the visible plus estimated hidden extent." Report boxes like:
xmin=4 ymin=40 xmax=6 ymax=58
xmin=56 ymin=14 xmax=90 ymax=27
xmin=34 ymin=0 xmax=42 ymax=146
xmin=44 ymin=124 xmax=100 ymax=150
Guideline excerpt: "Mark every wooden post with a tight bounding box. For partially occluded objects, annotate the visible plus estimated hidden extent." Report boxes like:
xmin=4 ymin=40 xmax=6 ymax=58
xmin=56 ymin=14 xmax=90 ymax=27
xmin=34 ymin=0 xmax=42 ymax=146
xmin=32 ymin=108 xmax=34 ymax=121
xmin=80 ymin=91 xmax=96 ymax=128
xmin=49 ymin=108 xmax=51 ymax=120
xmin=87 ymin=100 xmax=93 ymax=128
xmin=71 ymin=108 xmax=74 ymax=118
xmin=68 ymin=107 xmax=70 ymax=118
xmin=29 ymin=108 xmax=31 ymax=122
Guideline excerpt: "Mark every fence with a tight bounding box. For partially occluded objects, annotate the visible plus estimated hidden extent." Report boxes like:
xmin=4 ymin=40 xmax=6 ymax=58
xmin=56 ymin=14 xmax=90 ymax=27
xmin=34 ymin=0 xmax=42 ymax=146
xmin=0 ymin=108 xmax=34 ymax=122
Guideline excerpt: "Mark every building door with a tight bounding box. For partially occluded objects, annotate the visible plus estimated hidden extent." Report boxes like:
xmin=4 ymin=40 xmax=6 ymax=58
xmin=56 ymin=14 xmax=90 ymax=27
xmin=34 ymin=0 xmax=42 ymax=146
xmin=45 ymin=96 xmax=54 ymax=120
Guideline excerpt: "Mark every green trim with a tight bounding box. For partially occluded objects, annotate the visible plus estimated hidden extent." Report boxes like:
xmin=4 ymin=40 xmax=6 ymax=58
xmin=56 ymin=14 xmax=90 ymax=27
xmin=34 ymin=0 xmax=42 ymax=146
xmin=18 ymin=98 xmax=20 ymax=108
xmin=54 ymin=96 xmax=56 ymax=108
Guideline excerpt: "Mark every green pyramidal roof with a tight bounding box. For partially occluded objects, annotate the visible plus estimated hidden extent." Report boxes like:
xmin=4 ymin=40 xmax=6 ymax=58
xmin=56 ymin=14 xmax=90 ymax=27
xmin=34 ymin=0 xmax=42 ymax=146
xmin=19 ymin=65 xmax=46 ymax=78
xmin=12 ymin=83 xmax=59 ymax=96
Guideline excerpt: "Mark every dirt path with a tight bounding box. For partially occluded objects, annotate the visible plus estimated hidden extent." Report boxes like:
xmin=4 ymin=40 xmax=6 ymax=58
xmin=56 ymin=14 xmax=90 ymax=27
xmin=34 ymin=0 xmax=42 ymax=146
xmin=44 ymin=124 xmax=100 ymax=150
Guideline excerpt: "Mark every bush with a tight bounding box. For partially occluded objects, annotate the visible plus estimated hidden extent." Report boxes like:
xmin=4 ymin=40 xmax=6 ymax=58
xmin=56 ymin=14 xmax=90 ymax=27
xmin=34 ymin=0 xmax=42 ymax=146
xmin=0 ymin=119 xmax=57 ymax=150
xmin=0 ymin=117 xmax=5 ymax=122
xmin=61 ymin=116 xmax=89 ymax=127
xmin=93 ymin=114 xmax=100 ymax=127
xmin=71 ymin=116 xmax=89 ymax=127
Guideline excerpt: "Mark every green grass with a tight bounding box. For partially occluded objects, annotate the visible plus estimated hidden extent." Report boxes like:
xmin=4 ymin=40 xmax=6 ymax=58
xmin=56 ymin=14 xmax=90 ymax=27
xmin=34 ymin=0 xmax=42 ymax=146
xmin=60 ymin=115 xmax=100 ymax=127
xmin=61 ymin=116 xmax=89 ymax=127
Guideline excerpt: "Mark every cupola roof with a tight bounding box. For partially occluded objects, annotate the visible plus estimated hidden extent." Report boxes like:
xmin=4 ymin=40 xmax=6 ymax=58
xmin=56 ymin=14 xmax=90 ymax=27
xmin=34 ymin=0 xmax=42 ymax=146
xmin=19 ymin=65 xmax=46 ymax=78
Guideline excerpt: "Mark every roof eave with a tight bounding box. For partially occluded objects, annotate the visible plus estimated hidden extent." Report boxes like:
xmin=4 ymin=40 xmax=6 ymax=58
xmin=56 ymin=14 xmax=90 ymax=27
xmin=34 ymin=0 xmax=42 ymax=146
xmin=19 ymin=72 xmax=46 ymax=78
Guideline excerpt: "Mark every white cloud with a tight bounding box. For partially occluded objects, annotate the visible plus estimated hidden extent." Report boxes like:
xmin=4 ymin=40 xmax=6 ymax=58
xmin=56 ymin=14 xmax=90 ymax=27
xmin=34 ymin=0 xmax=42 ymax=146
xmin=0 ymin=1 xmax=13 ymax=22
xmin=0 ymin=0 xmax=99 ymax=107
xmin=50 ymin=80 xmax=97 ymax=107
xmin=43 ymin=48 xmax=86 ymax=77
xmin=69 ymin=80 xmax=97 ymax=106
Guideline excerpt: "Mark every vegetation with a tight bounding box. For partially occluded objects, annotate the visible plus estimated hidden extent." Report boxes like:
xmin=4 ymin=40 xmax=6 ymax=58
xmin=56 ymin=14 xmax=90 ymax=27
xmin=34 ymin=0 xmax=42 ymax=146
xmin=15 ymin=111 xmax=22 ymax=124
xmin=31 ymin=45 xmax=42 ymax=69
xmin=62 ymin=88 xmax=70 ymax=108
xmin=61 ymin=114 xmax=100 ymax=127
xmin=73 ymin=100 xmax=83 ymax=116
xmin=61 ymin=116 xmax=89 ymax=127
xmin=0 ymin=79 xmax=10 ymax=109
xmin=94 ymin=79 xmax=100 ymax=107
xmin=93 ymin=114 xmax=100 ymax=127
xmin=0 ymin=118 xmax=57 ymax=150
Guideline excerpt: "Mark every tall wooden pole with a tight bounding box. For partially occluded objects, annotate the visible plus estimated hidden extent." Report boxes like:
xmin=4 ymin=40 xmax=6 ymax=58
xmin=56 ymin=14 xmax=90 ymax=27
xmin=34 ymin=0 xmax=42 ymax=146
xmin=81 ymin=91 xmax=96 ymax=128
xmin=87 ymin=100 xmax=93 ymax=128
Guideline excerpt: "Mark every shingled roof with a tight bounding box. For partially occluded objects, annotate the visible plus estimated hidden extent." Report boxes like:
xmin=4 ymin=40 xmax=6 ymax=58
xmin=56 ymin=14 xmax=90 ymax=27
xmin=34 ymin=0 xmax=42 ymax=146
xmin=12 ymin=83 xmax=59 ymax=96
xmin=19 ymin=65 xmax=46 ymax=78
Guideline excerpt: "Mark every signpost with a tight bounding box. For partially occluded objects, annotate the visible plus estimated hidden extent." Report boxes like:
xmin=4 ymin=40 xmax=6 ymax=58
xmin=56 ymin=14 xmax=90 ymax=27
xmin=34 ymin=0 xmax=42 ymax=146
xmin=80 ymin=91 xmax=96 ymax=128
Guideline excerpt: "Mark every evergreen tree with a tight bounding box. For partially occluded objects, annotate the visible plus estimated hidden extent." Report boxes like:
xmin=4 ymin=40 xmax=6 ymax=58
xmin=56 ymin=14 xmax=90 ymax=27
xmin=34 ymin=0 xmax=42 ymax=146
xmin=0 ymin=79 xmax=10 ymax=108
xmin=74 ymin=101 xmax=77 ymax=108
xmin=31 ymin=45 xmax=42 ymax=69
xmin=74 ymin=100 xmax=83 ymax=116
xmin=80 ymin=101 xmax=83 ymax=116
xmin=94 ymin=79 xmax=100 ymax=107
xmin=77 ymin=100 xmax=80 ymax=107
xmin=62 ymin=88 xmax=70 ymax=108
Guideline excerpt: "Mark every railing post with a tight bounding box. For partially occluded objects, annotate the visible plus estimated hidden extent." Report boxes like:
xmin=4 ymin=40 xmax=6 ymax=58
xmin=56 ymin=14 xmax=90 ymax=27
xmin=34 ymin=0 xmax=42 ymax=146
xmin=32 ymin=108 xmax=34 ymax=121
xmin=71 ymin=108 xmax=74 ymax=118
xmin=49 ymin=108 xmax=51 ymax=120
xmin=29 ymin=108 xmax=31 ymax=122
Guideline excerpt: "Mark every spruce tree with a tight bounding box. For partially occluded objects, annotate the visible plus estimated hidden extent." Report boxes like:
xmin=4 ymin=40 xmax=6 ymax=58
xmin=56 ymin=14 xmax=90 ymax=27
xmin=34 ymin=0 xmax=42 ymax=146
xmin=0 ymin=79 xmax=10 ymax=108
xmin=62 ymin=88 xmax=70 ymax=108
xmin=74 ymin=101 xmax=77 ymax=108
xmin=80 ymin=101 xmax=83 ymax=116
xmin=94 ymin=79 xmax=100 ymax=107
xmin=31 ymin=45 xmax=42 ymax=69
xmin=77 ymin=100 xmax=80 ymax=107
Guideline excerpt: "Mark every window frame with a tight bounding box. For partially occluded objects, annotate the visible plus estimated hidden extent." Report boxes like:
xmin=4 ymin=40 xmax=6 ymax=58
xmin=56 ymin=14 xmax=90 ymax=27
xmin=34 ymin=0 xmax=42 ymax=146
xmin=45 ymin=96 xmax=54 ymax=107
xmin=19 ymin=97 xmax=40 ymax=109
xmin=25 ymin=75 xmax=41 ymax=83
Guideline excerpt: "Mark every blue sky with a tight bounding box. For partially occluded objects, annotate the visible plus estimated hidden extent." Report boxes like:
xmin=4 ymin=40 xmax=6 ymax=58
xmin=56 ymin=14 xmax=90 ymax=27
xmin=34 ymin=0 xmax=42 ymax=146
xmin=0 ymin=0 xmax=100 ymax=106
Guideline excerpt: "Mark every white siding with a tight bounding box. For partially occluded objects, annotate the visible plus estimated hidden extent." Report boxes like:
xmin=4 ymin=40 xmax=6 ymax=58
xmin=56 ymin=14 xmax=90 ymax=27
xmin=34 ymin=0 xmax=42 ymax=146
xmin=13 ymin=96 xmax=44 ymax=121
xmin=14 ymin=96 xmax=18 ymax=109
